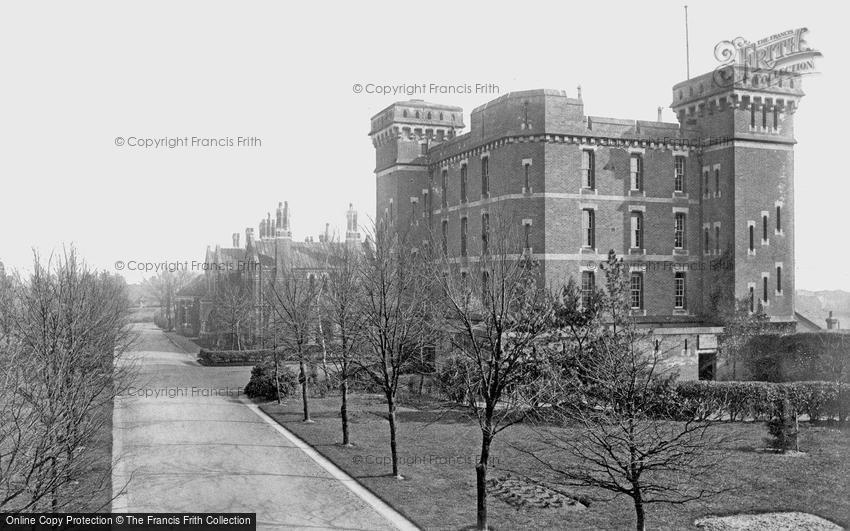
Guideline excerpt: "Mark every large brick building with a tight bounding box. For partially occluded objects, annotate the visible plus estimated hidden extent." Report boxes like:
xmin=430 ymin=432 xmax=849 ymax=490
xmin=370 ymin=66 xmax=804 ymax=380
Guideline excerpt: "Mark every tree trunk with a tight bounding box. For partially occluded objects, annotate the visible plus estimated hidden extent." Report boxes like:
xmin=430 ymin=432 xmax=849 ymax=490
xmin=274 ymin=351 xmax=281 ymax=404
xmin=387 ymin=393 xmax=400 ymax=478
xmin=299 ymin=357 xmax=310 ymax=422
xmin=341 ymin=372 xmax=350 ymax=446
xmin=633 ymin=492 xmax=646 ymax=531
xmin=476 ymin=433 xmax=493 ymax=531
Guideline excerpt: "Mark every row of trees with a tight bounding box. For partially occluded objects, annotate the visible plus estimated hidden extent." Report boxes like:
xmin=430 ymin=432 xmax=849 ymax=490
xmin=0 ymin=250 xmax=135 ymax=511
xmin=249 ymin=212 xmax=728 ymax=531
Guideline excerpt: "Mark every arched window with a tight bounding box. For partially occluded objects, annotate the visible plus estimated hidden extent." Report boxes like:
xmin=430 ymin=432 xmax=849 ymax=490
xmin=403 ymin=110 xmax=408 ymax=118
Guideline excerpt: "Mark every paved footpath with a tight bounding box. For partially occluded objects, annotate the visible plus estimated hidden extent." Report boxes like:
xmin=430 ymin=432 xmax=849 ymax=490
xmin=113 ymin=324 xmax=409 ymax=530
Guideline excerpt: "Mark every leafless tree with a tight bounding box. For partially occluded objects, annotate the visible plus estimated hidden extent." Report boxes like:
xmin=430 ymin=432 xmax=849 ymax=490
xmin=266 ymin=267 xmax=320 ymax=421
xmin=141 ymin=270 xmax=194 ymax=331
xmin=525 ymin=252 xmax=728 ymax=531
xmin=432 ymin=212 xmax=553 ymax=531
xmin=355 ymin=221 xmax=434 ymax=478
xmin=209 ymin=280 xmax=253 ymax=350
xmin=320 ymin=240 xmax=364 ymax=446
xmin=0 ymin=250 xmax=135 ymax=511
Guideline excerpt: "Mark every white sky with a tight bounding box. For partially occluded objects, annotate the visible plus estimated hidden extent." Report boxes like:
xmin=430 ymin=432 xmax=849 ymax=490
xmin=0 ymin=0 xmax=845 ymax=290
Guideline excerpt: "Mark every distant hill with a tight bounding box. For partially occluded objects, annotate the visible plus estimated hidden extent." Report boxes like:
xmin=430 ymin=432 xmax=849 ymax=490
xmin=796 ymin=289 xmax=849 ymax=329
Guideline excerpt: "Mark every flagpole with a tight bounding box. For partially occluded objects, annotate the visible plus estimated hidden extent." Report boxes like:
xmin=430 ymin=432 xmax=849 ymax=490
xmin=685 ymin=5 xmax=691 ymax=79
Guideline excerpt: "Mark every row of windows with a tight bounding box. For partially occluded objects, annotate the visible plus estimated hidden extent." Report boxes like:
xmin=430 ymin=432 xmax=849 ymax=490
xmin=748 ymin=266 xmax=785 ymax=311
xmin=581 ymin=210 xmax=687 ymax=250
xmin=580 ymin=270 xmax=687 ymax=311
xmin=441 ymin=213 xmax=493 ymax=256
xmin=402 ymin=109 xmax=457 ymax=121
xmin=436 ymin=153 xmax=691 ymax=209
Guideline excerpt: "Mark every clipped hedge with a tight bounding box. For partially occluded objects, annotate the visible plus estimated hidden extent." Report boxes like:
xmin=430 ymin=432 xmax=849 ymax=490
xmin=198 ymin=348 xmax=274 ymax=366
xmin=672 ymin=380 xmax=850 ymax=423
xmin=197 ymin=344 xmax=326 ymax=366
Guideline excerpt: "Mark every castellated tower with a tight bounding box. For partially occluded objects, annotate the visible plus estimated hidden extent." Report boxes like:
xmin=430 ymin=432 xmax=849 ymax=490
xmin=370 ymin=100 xmax=464 ymax=242
xmin=672 ymin=66 xmax=803 ymax=325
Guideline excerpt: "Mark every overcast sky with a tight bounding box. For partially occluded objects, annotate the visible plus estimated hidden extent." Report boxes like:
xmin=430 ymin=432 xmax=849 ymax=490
xmin=0 ymin=0 xmax=845 ymax=290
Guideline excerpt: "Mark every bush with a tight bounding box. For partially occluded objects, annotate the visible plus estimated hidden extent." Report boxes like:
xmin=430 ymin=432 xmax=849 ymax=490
xmin=743 ymin=332 xmax=850 ymax=382
xmin=765 ymin=397 xmax=799 ymax=452
xmin=435 ymin=356 xmax=473 ymax=403
xmin=658 ymin=380 xmax=850 ymax=424
xmin=244 ymin=361 xmax=298 ymax=401
xmin=198 ymin=348 xmax=274 ymax=366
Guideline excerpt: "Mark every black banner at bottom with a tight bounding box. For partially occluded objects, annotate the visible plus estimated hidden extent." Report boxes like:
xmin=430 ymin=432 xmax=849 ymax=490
xmin=0 ymin=513 xmax=256 ymax=531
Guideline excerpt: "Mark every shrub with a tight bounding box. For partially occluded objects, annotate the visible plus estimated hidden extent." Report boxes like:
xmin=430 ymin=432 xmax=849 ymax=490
xmin=656 ymin=380 xmax=850 ymax=424
xmin=435 ymin=355 xmax=473 ymax=403
xmin=765 ymin=397 xmax=799 ymax=452
xmin=198 ymin=348 xmax=274 ymax=366
xmin=244 ymin=362 xmax=298 ymax=401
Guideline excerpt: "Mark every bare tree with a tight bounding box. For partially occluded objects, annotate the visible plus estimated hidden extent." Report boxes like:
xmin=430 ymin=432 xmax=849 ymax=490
xmin=209 ymin=280 xmax=253 ymax=350
xmin=141 ymin=270 xmax=194 ymax=331
xmin=0 ymin=250 xmax=135 ymax=511
xmin=355 ymin=221 xmax=433 ymax=478
xmin=432 ymin=213 xmax=553 ymax=530
xmin=267 ymin=267 xmax=320 ymax=422
xmin=320 ymin=240 xmax=364 ymax=446
xmin=527 ymin=252 xmax=728 ymax=531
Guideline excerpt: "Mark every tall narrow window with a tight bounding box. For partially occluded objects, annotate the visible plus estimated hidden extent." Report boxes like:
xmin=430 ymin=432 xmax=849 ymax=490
xmin=703 ymin=169 xmax=709 ymax=196
xmin=749 ymin=225 xmax=755 ymax=251
xmin=762 ymin=104 xmax=768 ymax=129
xmin=674 ymin=156 xmax=686 ymax=192
xmin=714 ymin=168 xmax=720 ymax=195
xmin=749 ymin=286 xmax=755 ymax=312
xmin=441 ymin=169 xmax=448 ymax=209
xmin=762 ymin=214 xmax=768 ymax=241
xmin=441 ymin=219 xmax=448 ymax=255
xmin=524 ymin=223 xmax=532 ymax=251
xmin=714 ymin=226 xmax=720 ymax=254
xmin=630 ymin=154 xmax=643 ymax=191
xmin=581 ymin=271 xmax=595 ymax=308
xmin=460 ymin=217 xmax=468 ymax=257
xmin=776 ymin=206 xmax=782 ymax=232
xmin=482 ymin=271 xmax=490 ymax=296
xmin=750 ymin=103 xmax=756 ymax=128
xmin=763 ymin=276 xmax=769 ymax=302
xmin=582 ymin=150 xmax=595 ymax=189
xmin=776 ymin=266 xmax=782 ymax=293
xmin=481 ymin=156 xmax=489 ymax=197
xmin=460 ymin=164 xmax=467 ymax=203
xmin=674 ymin=272 xmax=686 ymax=309
xmin=630 ymin=212 xmax=643 ymax=249
xmin=773 ymin=107 xmax=779 ymax=129
xmin=582 ymin=209 xmax=595 ymax=248
xmin=523 ymin=163 xmax=530 ymax=192
xmin=630 ymin=272 xmax=643 ymax=310
xmin=481 ymin=213 xmax=489 ymax=254
xmin=674 ymin=212 xmax=686 ymax=249
xmin=704 ymin=227 xmax=710 ymax=251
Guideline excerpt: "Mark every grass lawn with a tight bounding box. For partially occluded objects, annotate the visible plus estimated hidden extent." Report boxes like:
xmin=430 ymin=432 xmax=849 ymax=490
xmin=260 ymin=391 xmax=850 ymax=530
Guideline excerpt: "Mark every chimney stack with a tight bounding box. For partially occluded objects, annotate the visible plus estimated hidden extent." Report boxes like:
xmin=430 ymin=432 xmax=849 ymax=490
xmin=232 ymin=232 xmax=240 ymax=248
xmin=245 ymin=227 xmax=255 ymax=246
xmin=275 ymin=200 xmax=292 ymax=240
xmin=826 ymin=310 xmax=840 ymax=330
xmin=346 ymin=203 xmax=361 ymax=245
xmin=657 ymin=106 xmax=663 ymax=122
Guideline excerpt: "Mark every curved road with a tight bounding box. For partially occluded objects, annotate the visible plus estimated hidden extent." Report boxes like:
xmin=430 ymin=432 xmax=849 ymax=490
xmin=112 ymin=324 xmax=405 ymax=530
